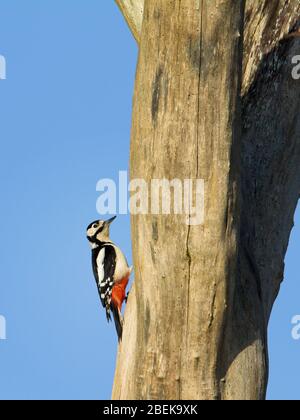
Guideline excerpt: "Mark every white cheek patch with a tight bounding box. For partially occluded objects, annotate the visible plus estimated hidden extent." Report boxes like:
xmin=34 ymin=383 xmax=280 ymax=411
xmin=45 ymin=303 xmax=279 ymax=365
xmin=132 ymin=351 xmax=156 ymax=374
xmin=87 ymin=228 xmax=94 ymax=237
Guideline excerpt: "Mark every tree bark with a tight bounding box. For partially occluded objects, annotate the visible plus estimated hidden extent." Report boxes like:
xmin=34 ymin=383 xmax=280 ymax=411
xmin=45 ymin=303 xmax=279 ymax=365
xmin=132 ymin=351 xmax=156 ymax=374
xmin=115 ymin=0 xmax=144 ymax=42
xmin=112 ymin=0 xmax=300 ymax=400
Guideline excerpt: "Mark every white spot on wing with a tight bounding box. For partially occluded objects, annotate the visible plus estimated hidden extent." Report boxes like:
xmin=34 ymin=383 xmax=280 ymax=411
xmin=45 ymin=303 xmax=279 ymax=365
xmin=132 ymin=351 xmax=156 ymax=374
xmin=100 ymin=278 xmax=109 ymax=287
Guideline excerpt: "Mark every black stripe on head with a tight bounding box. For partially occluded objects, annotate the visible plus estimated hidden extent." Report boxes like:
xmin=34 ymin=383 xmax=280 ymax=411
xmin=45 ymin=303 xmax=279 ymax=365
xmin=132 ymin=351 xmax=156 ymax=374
xmin=87 ymin=235 xmax=98 ymax=244
xmin=87 ymin=221 xmax=106 ymax=244
xmin=93 ymin=225 xmax=105 ymax=238
xmin=87 ymin=220 xmax=99 ymax=231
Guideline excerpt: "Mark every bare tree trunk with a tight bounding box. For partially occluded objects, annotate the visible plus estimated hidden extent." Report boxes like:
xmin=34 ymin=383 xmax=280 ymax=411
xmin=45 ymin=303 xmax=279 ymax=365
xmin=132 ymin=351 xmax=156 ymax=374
xmin=115 ymin=0 xmax=144 ymax=42
xmin=112 ymin=0 xmax=300 ymax=400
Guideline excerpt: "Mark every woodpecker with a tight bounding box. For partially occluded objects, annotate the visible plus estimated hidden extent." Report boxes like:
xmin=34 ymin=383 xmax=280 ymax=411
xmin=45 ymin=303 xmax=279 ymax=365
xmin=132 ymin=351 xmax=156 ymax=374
xmin=86 ymin=216 xmax=131 ymax=340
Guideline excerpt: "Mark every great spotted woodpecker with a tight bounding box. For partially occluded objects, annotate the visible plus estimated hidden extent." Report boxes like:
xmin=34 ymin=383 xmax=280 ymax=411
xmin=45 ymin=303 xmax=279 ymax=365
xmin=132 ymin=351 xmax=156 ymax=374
xmin=86 ymin=216 xmax=132 ymax=340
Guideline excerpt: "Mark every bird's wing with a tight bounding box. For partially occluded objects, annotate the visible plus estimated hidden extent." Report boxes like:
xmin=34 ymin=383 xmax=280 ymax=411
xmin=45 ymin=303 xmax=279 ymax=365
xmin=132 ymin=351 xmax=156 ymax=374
xmin=93 ymin=245 xmax=116 ymax=320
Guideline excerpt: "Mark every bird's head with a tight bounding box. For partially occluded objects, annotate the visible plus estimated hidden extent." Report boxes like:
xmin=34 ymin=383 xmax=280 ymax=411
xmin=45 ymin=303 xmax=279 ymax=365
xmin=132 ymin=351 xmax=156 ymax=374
xmin=86 ymin=216 xmax=116 ymax=246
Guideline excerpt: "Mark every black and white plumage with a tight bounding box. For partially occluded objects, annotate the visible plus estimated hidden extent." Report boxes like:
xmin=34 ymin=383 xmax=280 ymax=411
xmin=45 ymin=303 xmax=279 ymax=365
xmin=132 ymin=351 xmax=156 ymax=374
xmin=86 ymin=216 xmax=131 ymax=340
xmin=91 ymin=244 xmax=116 ymax=320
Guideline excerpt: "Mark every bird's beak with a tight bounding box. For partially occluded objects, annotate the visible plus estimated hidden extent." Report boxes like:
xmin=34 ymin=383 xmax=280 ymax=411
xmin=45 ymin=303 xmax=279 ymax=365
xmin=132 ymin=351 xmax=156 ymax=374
xmin=106 ymin=216 xmax=117 ymax=225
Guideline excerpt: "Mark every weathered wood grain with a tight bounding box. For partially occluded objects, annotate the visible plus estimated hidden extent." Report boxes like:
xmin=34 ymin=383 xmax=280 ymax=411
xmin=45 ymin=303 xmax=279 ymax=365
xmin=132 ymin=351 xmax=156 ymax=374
xmin=112 ymin=0 xmax=300 ymax=400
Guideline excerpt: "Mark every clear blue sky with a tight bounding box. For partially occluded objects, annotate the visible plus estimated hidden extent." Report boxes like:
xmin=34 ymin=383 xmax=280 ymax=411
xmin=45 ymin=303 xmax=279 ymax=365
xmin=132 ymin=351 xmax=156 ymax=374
xmin=0 ymin=1 xmax=299 ymax=400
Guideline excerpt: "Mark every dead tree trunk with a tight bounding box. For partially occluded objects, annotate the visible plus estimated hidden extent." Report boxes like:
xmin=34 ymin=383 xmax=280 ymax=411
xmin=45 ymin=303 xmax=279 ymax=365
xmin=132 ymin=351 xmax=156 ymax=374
xmin=112 ymin=0 xmax=300 ymax=400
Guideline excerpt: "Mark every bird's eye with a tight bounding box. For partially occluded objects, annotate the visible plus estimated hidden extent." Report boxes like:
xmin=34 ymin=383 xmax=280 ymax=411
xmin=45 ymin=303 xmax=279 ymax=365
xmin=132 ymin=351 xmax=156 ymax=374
xmin=93 ymin=224 xmax=98 ymax=229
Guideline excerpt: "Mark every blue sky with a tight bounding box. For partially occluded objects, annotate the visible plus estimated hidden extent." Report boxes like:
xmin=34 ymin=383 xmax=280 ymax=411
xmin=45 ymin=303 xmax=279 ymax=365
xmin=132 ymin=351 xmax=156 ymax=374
xmin=0 ymin=1 xmax=299 ymax=400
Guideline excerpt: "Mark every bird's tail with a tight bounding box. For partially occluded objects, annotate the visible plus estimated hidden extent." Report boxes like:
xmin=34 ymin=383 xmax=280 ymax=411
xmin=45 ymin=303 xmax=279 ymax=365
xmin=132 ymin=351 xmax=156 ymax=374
xmin=111 ymin=303 xmax=123 ymax=341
